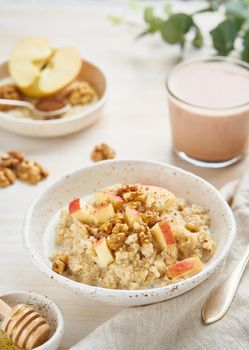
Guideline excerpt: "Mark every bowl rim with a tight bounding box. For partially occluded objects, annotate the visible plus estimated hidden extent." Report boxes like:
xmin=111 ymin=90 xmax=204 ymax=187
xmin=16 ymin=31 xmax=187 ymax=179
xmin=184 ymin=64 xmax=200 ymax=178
xmin=0 ymin=58 xmax=108 ymax=125
xmin=0 ymin=290 xmax=64 ymax=349
xmin=23 ymin=160 xmax=237 ymax=298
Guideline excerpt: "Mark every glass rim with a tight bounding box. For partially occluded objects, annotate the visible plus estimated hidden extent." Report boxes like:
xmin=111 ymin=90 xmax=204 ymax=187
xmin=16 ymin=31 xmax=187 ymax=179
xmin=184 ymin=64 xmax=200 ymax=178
xmin=166 ymin=56 xmax=249 ymax=111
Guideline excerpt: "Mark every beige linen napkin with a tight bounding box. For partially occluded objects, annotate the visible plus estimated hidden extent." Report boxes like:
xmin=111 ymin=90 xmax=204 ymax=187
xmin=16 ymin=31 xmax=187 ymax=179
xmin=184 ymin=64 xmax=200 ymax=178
xmin=71 ymin=172 xmax=249 ymax=350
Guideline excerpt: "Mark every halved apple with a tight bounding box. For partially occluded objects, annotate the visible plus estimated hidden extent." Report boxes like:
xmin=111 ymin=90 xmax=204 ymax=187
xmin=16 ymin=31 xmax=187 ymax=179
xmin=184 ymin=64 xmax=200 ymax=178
xmin=167 ymin=257 xmax=203 ymax=278
xmin=9 ymin=37 xmax=82 ymax=97
xmin=125 ymin=206 xmax=142 ymax=227
xmin=94 ymin=192 xmax=124 ymax=210
xmin=151 ymin=221 xmax=176 ymax=250
xmin=94 ymin=203 xmax=115 ymax=225
xmin=94 ymin=237 xmax=114 ymax=268
xmin=68 ymin=198 xmax=94 ymax=225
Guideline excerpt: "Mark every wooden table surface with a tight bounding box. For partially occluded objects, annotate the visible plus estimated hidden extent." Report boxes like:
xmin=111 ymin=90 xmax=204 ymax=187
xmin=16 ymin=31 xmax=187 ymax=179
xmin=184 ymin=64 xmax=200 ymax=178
xmin=0 ymin=1 xmax=248 ymax=348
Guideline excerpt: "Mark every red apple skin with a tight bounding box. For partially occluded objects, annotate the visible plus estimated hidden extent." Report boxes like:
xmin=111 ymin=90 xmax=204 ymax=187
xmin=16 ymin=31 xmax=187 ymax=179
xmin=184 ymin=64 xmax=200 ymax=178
xmin=69 ymin=198 xmax=81 ymax=214
xmin=94 ymin=237 xmax=104 ymax=247
xmin=158 ymin=221 xmax=176 ymax=245
xmin=167 ymin=257 xmax=203 ymax=278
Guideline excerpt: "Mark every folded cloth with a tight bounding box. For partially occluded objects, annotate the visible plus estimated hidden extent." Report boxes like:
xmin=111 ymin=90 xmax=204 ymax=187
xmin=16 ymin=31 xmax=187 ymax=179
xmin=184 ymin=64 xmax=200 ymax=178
xmin=70 ymin=172 xmax=249 ymax=350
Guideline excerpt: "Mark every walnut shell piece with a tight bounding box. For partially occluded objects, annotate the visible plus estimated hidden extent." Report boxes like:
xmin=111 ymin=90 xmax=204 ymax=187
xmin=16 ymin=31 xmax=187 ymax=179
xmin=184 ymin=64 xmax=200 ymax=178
xmin=91 ymin=143 xmax=116 ymax=162
xmin=0 ymin=168 xmax=16 ymax=187
xmin=16 ymin=160 xmax=48 ymax=185
xmin=0 ymin=84 xmax=22 ymax=111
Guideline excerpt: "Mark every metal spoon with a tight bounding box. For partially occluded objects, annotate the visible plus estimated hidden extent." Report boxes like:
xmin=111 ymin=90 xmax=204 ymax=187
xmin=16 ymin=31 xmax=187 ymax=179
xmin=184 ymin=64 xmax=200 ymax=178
xmin=202 ymin=243 xmax=249 ymax=325
xmin=0 ymin=98 xmax=71 ymax=118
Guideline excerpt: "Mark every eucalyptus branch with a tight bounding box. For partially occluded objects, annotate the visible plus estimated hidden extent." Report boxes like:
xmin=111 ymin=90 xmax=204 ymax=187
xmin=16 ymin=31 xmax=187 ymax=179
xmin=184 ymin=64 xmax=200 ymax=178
xmin=108 ymin=0 xmax=249 ymax=62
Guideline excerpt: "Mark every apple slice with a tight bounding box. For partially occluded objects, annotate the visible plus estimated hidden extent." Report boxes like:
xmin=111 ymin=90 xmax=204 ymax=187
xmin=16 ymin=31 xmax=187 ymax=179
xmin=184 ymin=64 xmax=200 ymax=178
xmin=94 ymin=237 xmax=114 ymax=268
xmin=151 ymin=221 xmax=175 ymax=250
xmin=94 ymin=192 xmax=124 ymax=210
xmin=142 ymin=185 xmax=175 ymax=212
xmin=125 ymin=206 xmax=142 ymax=227
xmin=167 ymin=257 xmax=204 ymax=278
xmin=68 ymin=198 xmax=94 ymax=224
xmin=94 ymin=203 xmax=115 ymax=225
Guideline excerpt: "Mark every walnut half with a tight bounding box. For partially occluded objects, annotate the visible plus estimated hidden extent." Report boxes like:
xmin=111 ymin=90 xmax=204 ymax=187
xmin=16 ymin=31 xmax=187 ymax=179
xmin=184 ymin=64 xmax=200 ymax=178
xmin=91 ymin=143 xmax=116 ymax=162
xmin=16 ymin=160 xmax=48 ymax=185
xmin=0 ymin=151 xmax=24 ymax=169
xmin=0 ymin=168 xmax=16 ymax=188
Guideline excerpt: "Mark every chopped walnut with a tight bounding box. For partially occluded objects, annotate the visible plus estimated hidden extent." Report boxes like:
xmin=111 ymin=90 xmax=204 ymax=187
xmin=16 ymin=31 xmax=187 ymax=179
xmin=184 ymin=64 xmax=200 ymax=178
xmin=0 ymin=151 xmax=24 ymax=169
xmin=69 ymin=81 xmax=97 ymax=106
xmin=112 ymin=223 xmax=129 ymax=235
xmin=16 ymin=160 xmax=48 ymax=185
xmin=99 ymin=222 xmax=113 ymax=235
xmin=0 ymin=168 xmax=16 ymax=187
xmin=116 ymin=184 xmax=139 ymax=197
xmin=91 ymin=143 xmax=116 ymax=162
xmin=107 ymin=232 xmax=127 ymax=251
xmin=122 ymin=191 xmax=145 ymax=203
xmin=52 ymin=254 xmax=68 ymax=275
xmin=0 ymin=85 xmax=22 ymax=111
xmin=132 ymin=221 xmax=145 ymax=233
xmin=142 ymin=210 xmax=159 ymax=227
xmin=138 ymin=231 xmax=150 ymax=246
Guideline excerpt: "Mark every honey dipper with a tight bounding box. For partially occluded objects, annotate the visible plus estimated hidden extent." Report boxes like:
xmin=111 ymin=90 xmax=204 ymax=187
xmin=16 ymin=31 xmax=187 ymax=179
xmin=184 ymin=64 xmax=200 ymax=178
xmin=0 ymin=298 xmax=51 ymax=350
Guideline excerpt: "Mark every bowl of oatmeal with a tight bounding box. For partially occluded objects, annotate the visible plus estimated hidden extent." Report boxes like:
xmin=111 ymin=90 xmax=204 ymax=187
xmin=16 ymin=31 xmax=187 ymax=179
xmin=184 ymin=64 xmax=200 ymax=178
xmin=23 ymin=160 xmax=236 ymax=306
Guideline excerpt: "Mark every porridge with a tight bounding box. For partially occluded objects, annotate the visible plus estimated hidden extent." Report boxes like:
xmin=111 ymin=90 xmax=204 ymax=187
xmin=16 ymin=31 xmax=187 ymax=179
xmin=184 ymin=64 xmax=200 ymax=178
xmin=51 ymin=184 xmax=216 ymax=290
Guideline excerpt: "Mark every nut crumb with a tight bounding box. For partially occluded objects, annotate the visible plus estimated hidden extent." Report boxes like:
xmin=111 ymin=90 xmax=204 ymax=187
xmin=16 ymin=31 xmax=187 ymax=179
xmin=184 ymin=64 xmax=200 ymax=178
xmin=91 ymin=143 xmax=116 ymax=162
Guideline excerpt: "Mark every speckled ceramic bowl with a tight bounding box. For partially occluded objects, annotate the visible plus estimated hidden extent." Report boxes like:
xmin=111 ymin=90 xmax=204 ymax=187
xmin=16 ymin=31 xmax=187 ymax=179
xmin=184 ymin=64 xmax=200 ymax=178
xmin=0 ymin=290 xmax=64 ymax=350
xmin=23 ymin=160 xmax=236 ymax=306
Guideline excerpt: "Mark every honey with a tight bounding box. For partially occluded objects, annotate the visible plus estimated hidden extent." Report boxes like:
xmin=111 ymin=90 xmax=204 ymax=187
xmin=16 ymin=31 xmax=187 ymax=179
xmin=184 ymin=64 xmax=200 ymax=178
xmin=0 ymin=330 xmax=22 ymax=350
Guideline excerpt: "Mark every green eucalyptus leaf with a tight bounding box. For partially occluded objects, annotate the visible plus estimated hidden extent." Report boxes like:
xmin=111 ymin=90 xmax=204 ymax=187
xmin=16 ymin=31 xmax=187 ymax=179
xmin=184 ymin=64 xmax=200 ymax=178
xmin=210 ymin=19 xmax=240 ymax=55
xmin=193 ymin=25 xmax=203 ymax=48
xmin=241 ymin=30 xmax=249 ymax=61
xmin=144 ymin=6 xmax=154 ymax=23
xmin=161 ymin=13 xmax=193 ymax=45
xmin=142 ymin=6 xmax=164 ymax=35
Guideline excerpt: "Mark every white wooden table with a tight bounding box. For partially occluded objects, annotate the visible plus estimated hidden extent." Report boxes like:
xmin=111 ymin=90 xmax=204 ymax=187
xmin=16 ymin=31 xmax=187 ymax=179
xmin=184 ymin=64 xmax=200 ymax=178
xmin=0 ymin=1 xmax=248 ymax=348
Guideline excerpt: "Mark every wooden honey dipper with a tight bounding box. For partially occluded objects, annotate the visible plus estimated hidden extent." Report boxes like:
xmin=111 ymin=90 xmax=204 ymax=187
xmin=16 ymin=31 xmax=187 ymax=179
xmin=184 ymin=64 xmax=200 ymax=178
xmin=0 ymin=298 xmax=51 ymax=349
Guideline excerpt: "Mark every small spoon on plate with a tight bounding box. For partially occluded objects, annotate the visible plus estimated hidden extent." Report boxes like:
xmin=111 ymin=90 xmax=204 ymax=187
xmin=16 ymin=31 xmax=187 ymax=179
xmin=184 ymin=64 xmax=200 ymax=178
xmin=0 ymin=298 xmax=51 ymax=349
xmin=0 ymin=98 xmax=71 ymax=119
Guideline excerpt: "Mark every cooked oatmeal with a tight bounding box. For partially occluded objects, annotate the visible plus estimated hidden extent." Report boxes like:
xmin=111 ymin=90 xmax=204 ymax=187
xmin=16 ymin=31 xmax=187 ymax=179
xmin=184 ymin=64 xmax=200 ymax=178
xmin=51 ymin=184 xmax=216 ymax=290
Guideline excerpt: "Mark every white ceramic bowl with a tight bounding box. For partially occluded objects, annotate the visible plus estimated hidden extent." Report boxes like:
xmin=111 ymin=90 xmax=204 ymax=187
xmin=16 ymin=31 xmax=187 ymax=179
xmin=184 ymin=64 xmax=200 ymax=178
xmin=0 ymin=290 xmax=64 ymax=350
xmin=23 ymin=160 xmax=236 ymax=306
xmin=0 ymin=59 xmax=107 ymax=137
